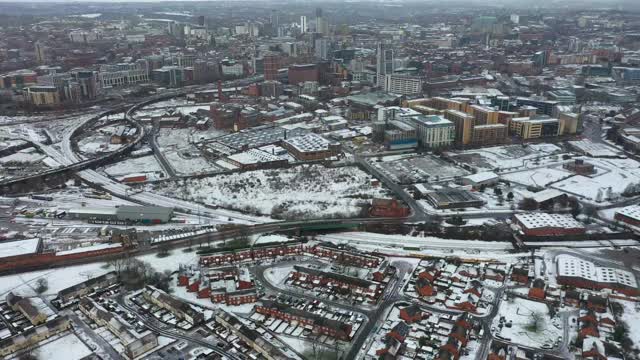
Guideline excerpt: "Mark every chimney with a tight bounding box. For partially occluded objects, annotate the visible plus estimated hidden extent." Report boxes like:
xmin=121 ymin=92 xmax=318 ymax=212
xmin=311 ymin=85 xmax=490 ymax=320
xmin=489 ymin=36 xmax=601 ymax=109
xmin=217 ymin=80 xmax=224 ymax=102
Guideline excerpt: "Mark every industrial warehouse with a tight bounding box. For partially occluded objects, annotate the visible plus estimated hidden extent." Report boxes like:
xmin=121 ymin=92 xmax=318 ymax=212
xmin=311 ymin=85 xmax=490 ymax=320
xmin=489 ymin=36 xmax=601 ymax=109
xmin=68 ymin=205 xmax=174 ymax=224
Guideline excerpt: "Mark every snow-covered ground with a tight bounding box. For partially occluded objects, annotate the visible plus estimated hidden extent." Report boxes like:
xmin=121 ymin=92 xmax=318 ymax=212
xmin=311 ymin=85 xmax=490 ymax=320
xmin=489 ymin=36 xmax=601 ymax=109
xmin=449 ymin=144 xmax=563 ymax=171
xmin=0 ymin=147 xmax=45 ymax=164
xmin=614 ymin=299 xmax=640 ymax=352
xmin=102 ymin=155 xmax=164 ymax=177
xmin=148 ymin=165 xmax=390 ymax=219
xmin=551 ymin=157 xmax=640 ymax=203
xmin=0 ymin=245 xmax=200 ymax=299
xmin=501 ymin=168 xmax=574 ymax=187
xmin=319 ymin=232 xmax=514 ymax=251
xmin=77 ymin=135 xmax=122 ymax=155
xmin=164 ymin=148 xmax=222 ymax=175
xmin=492 ymin=297 xmax=562 ymax=348
xmin=253 ymin=234 xmax=293 ymax=245
xmin=30 ymin=332 xmax=93 ymax=360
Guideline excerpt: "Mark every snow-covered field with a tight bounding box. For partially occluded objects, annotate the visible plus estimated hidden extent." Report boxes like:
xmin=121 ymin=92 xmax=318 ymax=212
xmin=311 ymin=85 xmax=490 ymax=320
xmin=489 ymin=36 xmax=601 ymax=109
xmin=492 ymin=297 xmax=562 ymax=348
xmin=319 ymin=232 xmax=514 ymax=251
xmin=164 ymin=148 xmax=222 ymax=175
xmin=77 ymin=135 xmax=122 ymax=155
xmin=30 ymin=333 xmax=93 ymax=360
xmin=102 ymin=155 xmax=164 ymax=177
xmin=449 ymin=144 xmax=563 ymax=171
xmin=502 ymin=168 xmax=574 ymax=187
xmin=148 ymin=165 xmax=390 ymax=219
xmin=0 ymin=248 xmax=200 ymax=299
xmin=0 ymin=147 xmax=46 ymax=164
xmin=156 ymin=128 xmax=227 ymax=149
xmin=614 ymin=299 xmax=640 ymax=352
xmin=550 ymin=157 xmax=640 ymax=203
xmin=253 ymin=234 xmax=293 ymax=245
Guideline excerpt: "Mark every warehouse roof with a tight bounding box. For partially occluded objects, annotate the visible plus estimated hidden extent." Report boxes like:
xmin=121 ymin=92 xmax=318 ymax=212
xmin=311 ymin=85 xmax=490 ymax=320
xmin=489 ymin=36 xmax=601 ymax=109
xmin=0 ymin=238 xmax=41 ymax=259
xmin=463 ymin=171 xmax=498 ymax=184
xmin=556 ymin=254 xmax=637 ymax=288
xmin=228 ymin=149 xmax=283 ymax=165
xmin=283 ymin=133 xmax=334 ymax=153
xmin=515 ymin=213 xmax=584 ymax=230
xmin=616 ymin=204 xmax=640 ymax=222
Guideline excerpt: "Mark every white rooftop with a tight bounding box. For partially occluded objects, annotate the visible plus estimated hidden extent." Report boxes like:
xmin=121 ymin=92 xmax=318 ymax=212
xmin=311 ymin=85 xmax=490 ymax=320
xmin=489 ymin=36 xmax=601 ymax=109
xmin=463 ymin=171 xmax=498 ymax=184
xmin=284 ymin=133 xmax=333 ymax=153
xmin=616 ymin=204 xmax=640 ymax=222
xmin=0 ymin=238 xmax=40 ymax=259
xmin=227 ymin=148 xmax=283 ymax=165
xmin=515 ymin=213 xmax=584 ymax=230
xmin=556 ymin=254 xmax=638 ymax=289
xmin=526 ymin=189 xmax=564 ymax=204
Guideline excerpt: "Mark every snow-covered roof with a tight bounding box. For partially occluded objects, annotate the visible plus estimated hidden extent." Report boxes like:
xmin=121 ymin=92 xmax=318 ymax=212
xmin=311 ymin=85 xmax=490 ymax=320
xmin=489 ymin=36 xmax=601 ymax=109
xmin=69 ymin=207 xmax=118 ymax=215
xmin=227 ymin=148 xmax=283 ymax=165
xmin=0 ymin=238 xmax=40 ymax=259
xmin=529 ymin=189 xmax=565 ymax=203
xmin=582 ymin=336 xmax=605 ymax=356
xmin=515 ymin=213 xmax=583 ymax=230
xmin=463 ymin=171 xmax=498 ymax=184
xmin=616 ymin=204 xmax=640 ymax=222
xmin=556 ymin=254 xmax=637 ymax=289
xmin=284 ymin=133 xmax=333 ymax=153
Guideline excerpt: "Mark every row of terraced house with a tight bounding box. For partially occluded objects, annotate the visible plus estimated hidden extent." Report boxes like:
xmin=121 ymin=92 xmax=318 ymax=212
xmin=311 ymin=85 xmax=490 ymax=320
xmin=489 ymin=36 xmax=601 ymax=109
xmin=256 ymin=300 xmax=353 ymax=341
xmin=177 ymin=265 xmax=258 ymax=305
xmin=199 ymin=242 xmax=384 ymax=269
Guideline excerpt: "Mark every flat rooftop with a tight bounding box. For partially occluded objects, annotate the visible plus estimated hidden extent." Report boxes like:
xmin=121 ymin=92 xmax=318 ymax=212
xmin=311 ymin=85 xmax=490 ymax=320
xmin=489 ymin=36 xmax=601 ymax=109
xmin=0 ymin=238 xmax=40 ymax=259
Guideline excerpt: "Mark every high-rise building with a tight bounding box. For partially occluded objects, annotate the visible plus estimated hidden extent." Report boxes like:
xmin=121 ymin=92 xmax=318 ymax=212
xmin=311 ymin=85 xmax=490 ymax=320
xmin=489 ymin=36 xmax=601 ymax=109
xmin=314 ymin=38 xmax=330 ymax=60
xmin=263 ymin=54 xmax=280 ymax=81
xmin=34 ymin=41 xmax=46 ymax=64
xmin=382 ymin=74 xmax=422 ymax=95
xmin=282 ymin=42 xmax=298 ymax=57
xmin=270 ymin=10 xmax=279 ymax=37
xmin=300 ymin=16 xmax=308 ymax=33
xmin=315 ymin=8 xmax=329 ymax=35
xmin=288 ymin=64 xmax=319 ymax=85
xmin=376 ymin=43 xmax=394 ymax=86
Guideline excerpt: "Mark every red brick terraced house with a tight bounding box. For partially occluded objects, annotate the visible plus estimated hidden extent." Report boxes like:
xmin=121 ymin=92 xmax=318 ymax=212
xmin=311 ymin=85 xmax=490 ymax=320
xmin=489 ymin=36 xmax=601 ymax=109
xmin=256 ymin=301 xmax=352 ymax=341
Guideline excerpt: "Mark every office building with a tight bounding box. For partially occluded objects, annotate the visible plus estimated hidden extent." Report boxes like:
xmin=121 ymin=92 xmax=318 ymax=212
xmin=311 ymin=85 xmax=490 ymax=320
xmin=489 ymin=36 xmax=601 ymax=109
xmin=315 ymin=38 xmax=330 ymax=60
xmin=510 ymin=116 xmax=560 ymax=139
xmin=288 ymin=64 xmax=319 ymax=85
xmin=263 ymin=54 xmax=280 ymax=81
xmin=471 ymin=124 xmax=508 ymax=146
xmin=383 ymin=74 xmax=422 ymax=95
xmin=26 ymin=86 xmax=61 ymax=106
xmin=221 ymin=61 xmax=244 ymax=77
xmin=34 ymin=41 xmax=46 ymax=64
xmin=315 ymin=8 xmax=329 ymax=35
xmin=99 ymin=63 xmax=149 ymax=88
xmin=445 ymin=109 xmax=474 ymax=145
xmin=405 ymin=115 xmax=455 ymax=149
xmin=376 ymin=43 xmax=394 ymax=86
xmin=270 ymin=10 xmax=279 ymax=37
xmin=151 ymin=66 xmax=184 ymax=87
xmin=515 ymin=97 xmax=558 ymax=116
xmin=300 ymin=16 xmax=308 ymax=33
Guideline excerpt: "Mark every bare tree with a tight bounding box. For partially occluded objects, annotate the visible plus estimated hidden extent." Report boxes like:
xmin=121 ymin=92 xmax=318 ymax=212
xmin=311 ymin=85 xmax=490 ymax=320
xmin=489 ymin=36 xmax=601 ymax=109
xmin=34 ymin=278 xmax=48 ymax=294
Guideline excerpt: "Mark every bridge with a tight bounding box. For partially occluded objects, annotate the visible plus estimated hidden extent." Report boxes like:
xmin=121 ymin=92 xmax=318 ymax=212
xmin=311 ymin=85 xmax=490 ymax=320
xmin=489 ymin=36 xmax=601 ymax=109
xmin=0 ymin=105 xmax=144 ymax=195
